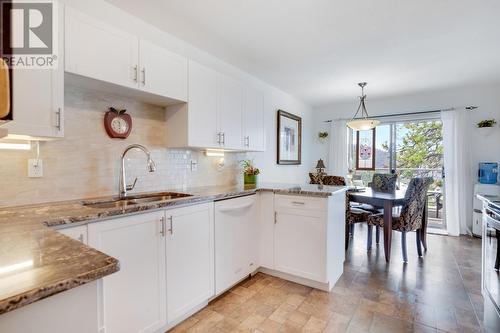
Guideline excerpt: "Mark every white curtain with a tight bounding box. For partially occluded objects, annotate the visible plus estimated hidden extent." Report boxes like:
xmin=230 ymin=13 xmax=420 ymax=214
xmin=328 ymin=120 xmax=348 ymax=178
xmin=442 ymin=110 xmax=473 ymax=236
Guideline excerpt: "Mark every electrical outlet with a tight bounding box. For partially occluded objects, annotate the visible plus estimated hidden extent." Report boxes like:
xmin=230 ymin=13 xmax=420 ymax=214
xmin=28 ymin=159 xmax=43 ymax=178
xmin=190 ymin=160 xmax=198 ymax=172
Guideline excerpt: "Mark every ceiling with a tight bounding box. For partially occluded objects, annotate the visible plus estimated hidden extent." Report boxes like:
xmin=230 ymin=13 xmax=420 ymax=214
xmin=106 ymin=0 xmax=500 ymax=107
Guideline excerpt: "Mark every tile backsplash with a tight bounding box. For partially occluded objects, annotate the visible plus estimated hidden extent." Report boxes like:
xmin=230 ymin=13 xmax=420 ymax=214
xmin=0 ymin=86 xmax=244 ymax=207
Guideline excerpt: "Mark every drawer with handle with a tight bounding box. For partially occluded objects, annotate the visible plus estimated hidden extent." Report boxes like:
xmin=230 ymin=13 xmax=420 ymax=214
xmin=274 ymin=194 xmax=327 ymax=212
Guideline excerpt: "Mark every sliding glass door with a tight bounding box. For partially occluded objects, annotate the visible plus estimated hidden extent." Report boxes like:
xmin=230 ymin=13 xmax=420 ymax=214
xmin=350 ymin=118 xmax=446 ymax=229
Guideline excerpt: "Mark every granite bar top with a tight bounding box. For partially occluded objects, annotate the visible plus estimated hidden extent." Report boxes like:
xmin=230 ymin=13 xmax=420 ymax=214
xmin=477 ymin=194 xmax=500 ymax=210
xmin=0 ymin=183 xmax=345 ymax=315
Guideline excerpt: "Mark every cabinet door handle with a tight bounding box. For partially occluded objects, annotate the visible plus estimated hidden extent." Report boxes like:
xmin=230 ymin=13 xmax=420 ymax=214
xmin=222 ymin=132 xmax=226 ymax=146
xmin=55 ymin=108 xmax=62 ymax=131
xmin=167 ymin=216 xmax=173 ymax=234
xmin=217 ymin=132 xmax=221 ymax=145
xmin=160 ymin=216 xmax=166 ymax=237
xmin=246 ymin=136 xmax=250 ymax=147
xmin=141 ymin=68 xmax=146 ymax=85
xmin=274 ymin=211 xmax=277 ymax=224
xmin=133 ymin=65 xmax=138 ymax=83
xmin=292 ymin=201 xmax=305 ymax=205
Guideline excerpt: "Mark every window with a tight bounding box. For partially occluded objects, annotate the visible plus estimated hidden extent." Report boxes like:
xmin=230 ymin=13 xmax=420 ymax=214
xmin=349 ymin=118 xmax=445 ymax=228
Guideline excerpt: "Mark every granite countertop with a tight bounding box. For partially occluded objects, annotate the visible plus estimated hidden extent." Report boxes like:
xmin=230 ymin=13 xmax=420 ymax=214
xmin=0 ymin=183 xmax=346 ymax=315
xmin=477 ymin=194 xmax=500 ymax=210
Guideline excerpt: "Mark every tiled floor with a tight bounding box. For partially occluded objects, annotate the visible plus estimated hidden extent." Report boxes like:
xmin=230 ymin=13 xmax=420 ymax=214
xmin=169 ymin=224 xmax=485 ymax=332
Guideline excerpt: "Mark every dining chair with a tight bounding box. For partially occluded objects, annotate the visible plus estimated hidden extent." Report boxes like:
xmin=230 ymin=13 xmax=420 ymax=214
xmin=348 ymin=173 xmax=398 ymax=248
xmin=367 ymin=177 xmax=434 ymax=262
xmin=309 ymin=172 xmax=323 ymax=185
xmin=322 ymin=175 xmax=347 ymax=186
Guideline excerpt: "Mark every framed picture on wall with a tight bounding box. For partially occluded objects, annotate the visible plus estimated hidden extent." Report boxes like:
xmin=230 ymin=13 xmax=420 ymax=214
xmin=356 ymin=128 xmax=376 ymax=170
xmin=277 ymin=110 xmax=302 ymax=165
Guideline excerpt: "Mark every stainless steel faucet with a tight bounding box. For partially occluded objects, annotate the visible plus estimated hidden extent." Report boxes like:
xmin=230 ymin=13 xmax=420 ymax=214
xmin=119 ymin=144 xmax=157 ymax=198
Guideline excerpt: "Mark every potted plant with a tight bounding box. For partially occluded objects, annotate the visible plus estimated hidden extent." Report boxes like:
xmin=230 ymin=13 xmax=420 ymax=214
xmin=318 ymin=131 xmax=329 ymax=142
xmin=241 ymin=160 xmax=260 ymax=185
xmin=477 ymin=119 xmax=496 ymax=136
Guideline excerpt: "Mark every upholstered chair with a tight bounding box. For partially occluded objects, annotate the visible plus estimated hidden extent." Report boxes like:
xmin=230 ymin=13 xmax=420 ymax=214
xmin=322 ymin=175 xmax=346 ymax=186
xmin=367 ymin=177 xmax=434 ymax=262
xmin=348 ymin=173 xmax=399 ymax=249
xmin=309 ymin=172 xmax=323 ymax=185
xmin=369 ymin=173 xmax=398 ymax=192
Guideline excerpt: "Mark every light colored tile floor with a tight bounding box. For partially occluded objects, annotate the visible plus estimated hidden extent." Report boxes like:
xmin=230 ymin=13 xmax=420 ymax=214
xmin=168 ymin=224 xmax=485 ymax=333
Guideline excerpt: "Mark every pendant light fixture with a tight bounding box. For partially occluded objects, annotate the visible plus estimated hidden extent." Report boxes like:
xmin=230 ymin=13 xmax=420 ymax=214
xmin=347 ymin=82 xmax=380 ymax=131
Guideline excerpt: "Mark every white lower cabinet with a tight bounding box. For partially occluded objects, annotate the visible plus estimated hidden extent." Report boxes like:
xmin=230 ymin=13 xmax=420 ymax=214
xmin=215 ymin=195 xmax=258 ymax=295
xmin=274 ymin=206 xmax=327 ymax=283
xmin=57 ymin=225 xmax=87 ymax=244
xmin=272 ymin=194 xmax=344 ymax=288
xmin=258 ymin=191 xmax=275 ymax=270
xmin=165 ymin=203 xmax=214 ymax=326
xmin=88 ymin=211 xmax=167 ymax=333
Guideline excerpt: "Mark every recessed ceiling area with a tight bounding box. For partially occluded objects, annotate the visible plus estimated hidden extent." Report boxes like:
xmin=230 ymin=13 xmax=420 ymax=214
xmin=105 ymin=0 xmax=500 ymax=106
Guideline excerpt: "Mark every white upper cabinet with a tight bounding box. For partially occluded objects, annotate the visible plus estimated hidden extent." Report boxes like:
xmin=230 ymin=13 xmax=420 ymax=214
xmin=242 ymin=87 xmax=266 ymax=151
xmin=139 ymin=40 xmax=187 ymax=101
xmin=5 ymin=5 xmax=64 ymax=139
xmin=65 ymin=7 xmax=187 ymax=103
xmin=186 ymin=61 xmax=218 ymax=148
xmin=88 ymin=211 xmax=167 ymax=333
xmin=65 ymin=6 xmax=139 ymax=89
xmin=165 ymin=203 xmax=214 ymax=325
xmin=217 ymin=73 xmax=243 ymax=150
xmin=166 ymin=61 xmax=263 ymax=151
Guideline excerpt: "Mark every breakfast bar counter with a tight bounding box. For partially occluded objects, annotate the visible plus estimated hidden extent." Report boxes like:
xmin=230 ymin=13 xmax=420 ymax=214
xmin=0 ymin=183 xmax=346 ymax=316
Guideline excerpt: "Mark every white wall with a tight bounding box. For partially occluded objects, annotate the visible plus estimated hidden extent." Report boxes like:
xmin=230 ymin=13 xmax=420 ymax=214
xmin=313 ymin=81 xmax=500 ymax=232
xmin=60 ymin=0 xmax=315 ymax=184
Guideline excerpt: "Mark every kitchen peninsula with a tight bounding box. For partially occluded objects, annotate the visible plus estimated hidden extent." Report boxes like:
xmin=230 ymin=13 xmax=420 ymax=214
xmin=0 ymin=183 xmax=346 ymax=333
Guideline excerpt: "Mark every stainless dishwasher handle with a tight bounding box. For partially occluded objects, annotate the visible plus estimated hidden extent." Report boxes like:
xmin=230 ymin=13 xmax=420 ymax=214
xmin=217 ymin=202 xmax=253 ymax=212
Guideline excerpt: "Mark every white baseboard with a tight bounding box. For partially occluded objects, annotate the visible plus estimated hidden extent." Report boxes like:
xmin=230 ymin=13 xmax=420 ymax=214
xmin=427 ymin=228 xmax=448 ymax=235
xmin=258 ymin=267 xmax=332 ymax=292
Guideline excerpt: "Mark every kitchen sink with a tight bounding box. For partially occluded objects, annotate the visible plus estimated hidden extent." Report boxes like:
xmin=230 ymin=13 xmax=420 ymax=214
xmin=83 ymin=192 xmax=193 ymax=209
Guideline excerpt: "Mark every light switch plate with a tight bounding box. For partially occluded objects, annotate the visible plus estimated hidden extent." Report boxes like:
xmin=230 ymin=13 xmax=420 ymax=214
xmin=28 ymin=159 xmax=43 ymax=178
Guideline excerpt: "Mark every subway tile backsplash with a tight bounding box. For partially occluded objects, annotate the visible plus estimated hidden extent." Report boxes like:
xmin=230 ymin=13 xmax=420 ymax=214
xmin=0 ymin=86 xmax=244 ymax=207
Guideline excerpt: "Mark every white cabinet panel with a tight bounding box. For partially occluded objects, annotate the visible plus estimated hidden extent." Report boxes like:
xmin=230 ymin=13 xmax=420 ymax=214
xmin=259 ymin=192 xmax=275 ymax=269
xmin=217 ymin=73 xmax=243 ymax=150
xmin=215 ymin=195 xmax=258 ymax=295
xmin=187 ymin=61 xmax=218 ymax=148
xmin=88 ymin=212 xmax=166 ymax=333
xmin=274 ymin=204 xmax=327 ymax=283
xmin=65 ymin=6 xmax=139 ymax=89
xmin=139 ymin=40 xmax=187 ymax=101
xmin=243 ymin=87 xmax=265 ymax=151
xmin=166 ymin=203 xmax=214 ymax=324
xmin=58 ymin=225 xmax=87 ymax=244
xmin=5 ymin=5 xmax=64 ymax=139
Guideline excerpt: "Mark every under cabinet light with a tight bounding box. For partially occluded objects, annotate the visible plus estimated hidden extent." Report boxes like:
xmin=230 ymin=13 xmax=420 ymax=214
xmin=205 ymin=149 xmax=225 ymax=157
xmin=0 ymin=141 xmax=31 ymax=150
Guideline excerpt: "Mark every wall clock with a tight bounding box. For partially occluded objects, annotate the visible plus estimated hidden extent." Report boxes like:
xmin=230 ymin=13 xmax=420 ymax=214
xmin=104 ymin=107 xmax=132 ymax=139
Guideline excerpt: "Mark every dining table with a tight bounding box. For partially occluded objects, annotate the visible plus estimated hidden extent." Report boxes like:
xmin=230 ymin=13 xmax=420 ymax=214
xmin=348 ymin=187 xmax=428 ymax=262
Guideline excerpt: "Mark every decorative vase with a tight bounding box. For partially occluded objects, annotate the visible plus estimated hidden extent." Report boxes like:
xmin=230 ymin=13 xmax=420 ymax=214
xmin=478 ymin=126 xmax=495 ymax=137
xmin=244 ymin=174 xmax=257 ymax=185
